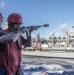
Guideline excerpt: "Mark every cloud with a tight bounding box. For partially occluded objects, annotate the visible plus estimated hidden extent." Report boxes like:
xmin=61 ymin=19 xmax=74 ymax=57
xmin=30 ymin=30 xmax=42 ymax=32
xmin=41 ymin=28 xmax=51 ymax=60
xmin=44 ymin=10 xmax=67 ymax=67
xmin=0 ymin=0 xmax=8 ymax=9
xmin=31 ymin=34 xmax=36 ymax=38
xmin=59 ymin=23 xmax=69 ymax=33
xmin=0 ymin=1 xmax=5 ymax=9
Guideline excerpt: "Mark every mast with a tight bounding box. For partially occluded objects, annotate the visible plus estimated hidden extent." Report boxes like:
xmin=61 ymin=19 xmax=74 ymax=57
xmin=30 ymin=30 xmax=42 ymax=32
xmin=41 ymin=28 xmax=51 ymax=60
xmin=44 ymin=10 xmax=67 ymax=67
xmin=52 ymin=32 xmax=55 ymax=48
xmin=66 ymin=31 xmax=69 ymax=48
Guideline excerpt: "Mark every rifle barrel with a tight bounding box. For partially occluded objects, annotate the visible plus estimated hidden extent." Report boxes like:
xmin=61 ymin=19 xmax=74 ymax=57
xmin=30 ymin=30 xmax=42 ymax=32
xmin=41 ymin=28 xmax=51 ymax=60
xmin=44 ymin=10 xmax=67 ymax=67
xmin=33 ymin=24 xmax=49 ymax=28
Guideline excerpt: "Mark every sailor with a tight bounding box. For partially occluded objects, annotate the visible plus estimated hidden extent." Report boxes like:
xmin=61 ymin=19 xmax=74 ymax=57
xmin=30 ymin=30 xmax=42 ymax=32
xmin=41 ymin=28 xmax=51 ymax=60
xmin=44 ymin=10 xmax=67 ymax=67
xmin=0 ymin=13 xmax=4 ymax=31
xmin=0 ymin=13 xmax=35 ymax=75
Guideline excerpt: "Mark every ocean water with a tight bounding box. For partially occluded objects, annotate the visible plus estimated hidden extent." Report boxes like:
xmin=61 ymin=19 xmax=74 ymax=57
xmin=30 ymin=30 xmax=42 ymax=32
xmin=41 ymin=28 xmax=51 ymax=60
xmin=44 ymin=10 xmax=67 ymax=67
xmin=21 ymin=56 xmax=74 ymax=75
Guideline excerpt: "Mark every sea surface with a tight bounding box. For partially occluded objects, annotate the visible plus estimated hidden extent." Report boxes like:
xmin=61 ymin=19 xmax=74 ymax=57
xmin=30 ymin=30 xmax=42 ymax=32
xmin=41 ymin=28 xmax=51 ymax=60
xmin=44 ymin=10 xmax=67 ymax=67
xmin=21 ymin=56 xmax=74 ymax=75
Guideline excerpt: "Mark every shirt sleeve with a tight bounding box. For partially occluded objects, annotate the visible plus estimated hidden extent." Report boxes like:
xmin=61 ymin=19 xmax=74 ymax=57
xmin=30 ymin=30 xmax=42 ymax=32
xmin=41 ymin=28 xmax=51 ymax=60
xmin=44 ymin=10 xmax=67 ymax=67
xmin=0 ymin=32 xmax=6 ymax=52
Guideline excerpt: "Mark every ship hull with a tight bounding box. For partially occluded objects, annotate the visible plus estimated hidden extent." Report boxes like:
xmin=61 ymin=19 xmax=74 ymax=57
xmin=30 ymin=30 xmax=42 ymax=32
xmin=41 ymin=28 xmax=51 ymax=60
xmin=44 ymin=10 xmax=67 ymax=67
xmin=22 ymin=50 xmax=74 ymax=59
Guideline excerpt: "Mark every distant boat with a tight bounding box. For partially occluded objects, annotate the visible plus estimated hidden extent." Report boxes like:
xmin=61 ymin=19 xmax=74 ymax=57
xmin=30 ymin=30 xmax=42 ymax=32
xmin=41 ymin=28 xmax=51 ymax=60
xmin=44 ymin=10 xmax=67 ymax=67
xmin=22 ymin=47 xmax=74 ymax=59
xmin=22 ymin=29 xmax=74 ymax=59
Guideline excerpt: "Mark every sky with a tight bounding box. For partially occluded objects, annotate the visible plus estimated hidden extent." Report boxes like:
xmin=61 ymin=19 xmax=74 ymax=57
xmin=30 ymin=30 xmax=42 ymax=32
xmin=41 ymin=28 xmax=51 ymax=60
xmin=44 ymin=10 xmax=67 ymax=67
xmin=0 ymin=0 xmax=74 ymax=38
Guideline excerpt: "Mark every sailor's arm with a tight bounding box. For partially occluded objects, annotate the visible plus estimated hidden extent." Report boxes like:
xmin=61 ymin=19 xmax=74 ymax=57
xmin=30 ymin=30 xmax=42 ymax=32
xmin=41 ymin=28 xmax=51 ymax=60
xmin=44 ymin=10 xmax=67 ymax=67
xmin=0 ymin=31 xmax=22 ymax=43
